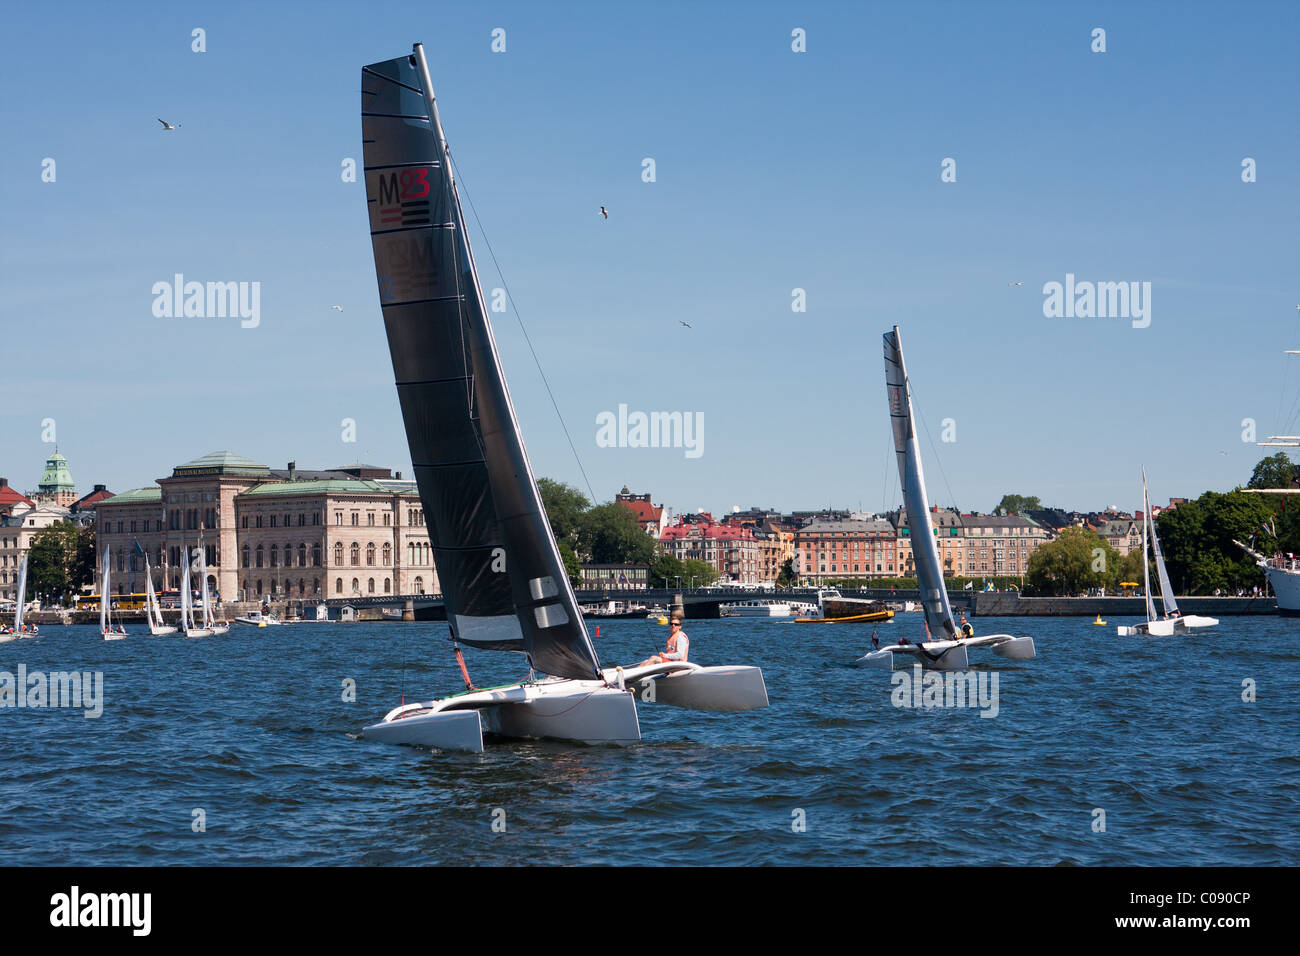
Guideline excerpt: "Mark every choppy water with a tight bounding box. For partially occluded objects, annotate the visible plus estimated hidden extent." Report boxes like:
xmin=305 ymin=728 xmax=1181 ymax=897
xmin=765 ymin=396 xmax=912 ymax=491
xmin=1 ymin=614 xmax=1295 ymax=865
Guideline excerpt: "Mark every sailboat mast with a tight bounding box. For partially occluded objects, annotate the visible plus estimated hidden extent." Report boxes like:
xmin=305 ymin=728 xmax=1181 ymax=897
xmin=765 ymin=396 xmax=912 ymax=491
xmin=1143 ymin=472 xmax=1179 ymax=618
xmin=1140 ymin=505 xmax=1156 ymax=623
xmin=408 ymin=42 xmax=602 ymax=678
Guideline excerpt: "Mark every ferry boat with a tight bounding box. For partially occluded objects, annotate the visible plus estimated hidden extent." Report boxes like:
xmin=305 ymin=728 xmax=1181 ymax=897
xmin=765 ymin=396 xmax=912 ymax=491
xmin=794 ymin=588 xmax=894 ymax=624
xmin=720 ymin=599 xmax=793 ymax=618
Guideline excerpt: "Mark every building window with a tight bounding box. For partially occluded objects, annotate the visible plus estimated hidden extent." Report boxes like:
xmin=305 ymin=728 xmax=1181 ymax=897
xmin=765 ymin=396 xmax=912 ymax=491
xmin=334 ymin=543 xmax=343 ymax=566
xmin=312 ymin=544 xmax=322 ymax=567
xmin=366 ymin=543 xmax=375 ymax=566
xmin=383 ymin=543 xmax=391 ymax=566
xmin=270 ymin=545 xmax=279 ymax=567
xmin=335 ymin=578 xmax=343 ymax=594
xmin=351 ymin=513 xmax=359 ymax=526
xmin=241 ymin=546 xmax=250 ymax=568
xmin=384 ymin=577 xmax=391 ymax=594
xmin=351 ymin=577 xmax=359 ymax=595
xmin=335 ymin=512 xmax=343 ymax=526
xmin=256 ymin=545 xmax=264 ymax=568
xmin=367 ymin=577 xmax=375 ymax=594
xmin=367 ymin=513 xmax=375 ymax=527
xmin=414 ymin=575 xmax=424 ymax=594
xmin=350 ymin=543 xmax=360 ymax=566
xmin=298 ymin=544 xmax=307 ymax=567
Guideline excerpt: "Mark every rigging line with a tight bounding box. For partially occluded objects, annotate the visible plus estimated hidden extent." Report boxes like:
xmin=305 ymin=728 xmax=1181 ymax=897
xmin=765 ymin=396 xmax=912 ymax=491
xmin=913 ymin=398 xmax=960 ymax=519
xmin=449 ymin=148 xmax=597 ymax=503
xmin=1275 ymin=308 xmax=1300 ymax=436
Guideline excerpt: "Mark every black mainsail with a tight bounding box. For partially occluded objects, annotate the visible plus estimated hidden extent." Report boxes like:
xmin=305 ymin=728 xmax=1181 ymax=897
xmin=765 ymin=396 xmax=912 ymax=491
xmin=362 ymin=44 xmax=601 ymax=680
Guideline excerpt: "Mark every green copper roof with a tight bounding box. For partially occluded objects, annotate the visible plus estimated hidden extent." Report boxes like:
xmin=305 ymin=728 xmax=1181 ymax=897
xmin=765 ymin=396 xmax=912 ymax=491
xmin=239 ymin=478 xmax=393 ymax=498
xmin=172 ymin=451 xmax=270 ymax=477
xmin=39 ymin=452 xmax=75 ymax=491
xmin=97 ymin=487 xmax=162 ymax=505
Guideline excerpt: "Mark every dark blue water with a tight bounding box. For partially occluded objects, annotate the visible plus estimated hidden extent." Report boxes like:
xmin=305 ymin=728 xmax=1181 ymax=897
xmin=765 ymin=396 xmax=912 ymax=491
xmin=1 ymin=614 xmax=1295 ymax=865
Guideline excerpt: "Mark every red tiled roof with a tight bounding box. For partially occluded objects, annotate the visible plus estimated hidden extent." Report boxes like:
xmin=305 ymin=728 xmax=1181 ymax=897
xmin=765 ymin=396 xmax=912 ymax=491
xmin=0 ymin=486 xmax=35 ymax=509
xmin=71 ymin=488 xmax=114 ymax=510
xmin=617 ymin=498 xmax=662 ymax=524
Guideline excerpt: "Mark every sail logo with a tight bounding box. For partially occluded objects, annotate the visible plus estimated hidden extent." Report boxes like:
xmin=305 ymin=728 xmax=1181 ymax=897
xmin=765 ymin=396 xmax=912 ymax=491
xmin=376 ymin=167 xmax=433 ymax=227
xmin=0 ymin=665 xmax=103 ymax=717
xmin=151 ymin=274 xmax=261 ymax=328
xmin=49 ymin=886 xmax=151 ymax=936
xmin=595 ymin=404 xmax=704 ymax=459
xmin=1042 ymin=274 xmax=1151 ymax=328
xmin=890 ymin=664 xmax=999 ymax=717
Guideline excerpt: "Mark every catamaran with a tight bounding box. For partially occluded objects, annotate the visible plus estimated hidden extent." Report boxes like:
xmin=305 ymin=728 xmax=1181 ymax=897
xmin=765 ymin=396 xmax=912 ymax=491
xmin=358 ymin=43 xmax=768 ymax=752
xmin=857 ymin=327 xmax=1035 ymax=669
xmin=101 ymin=550 xmax=127 ymax=640
xmin=1 ymin=555 xmax=30 ymax=642
xmin=1117 ymin=470 xmax=1218 ymax=636
xmin=144 ymin=555 xmax=177 ymax=636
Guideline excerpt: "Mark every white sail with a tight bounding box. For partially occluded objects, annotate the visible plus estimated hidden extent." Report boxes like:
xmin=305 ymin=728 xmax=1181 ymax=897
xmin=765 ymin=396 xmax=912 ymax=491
xmin=13 ymin=555 xmax=27 ymax=631
xmin=1144 ymin=472 xmax=1179 ymax=618
xmin=883 ymin=326 xmax=957 ymax=641
xmin=199 ymin=549 xmax=213 ymax=628
xmin=180 ymin=552 xmax=193 ymax=631
xmin=100 ymin=551 xmax=110 ymax=633
xmin=1141 ymin=509 xmax=1157 ymax=623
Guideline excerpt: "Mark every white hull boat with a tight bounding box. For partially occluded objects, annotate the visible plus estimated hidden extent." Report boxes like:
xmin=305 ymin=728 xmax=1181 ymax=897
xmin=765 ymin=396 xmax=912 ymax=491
xmin=363 ymin=661 xmax=769 ymax=752
xmin=856 ymin=327 xmax=1035 ymax=670
xmin=144 ymin=555 xmax=177 ymax=635
xmin=99 ymin=548 xmax=128 ymax=640
xmin=1118 ymin=470 xmax=1217 ymax=637
xmin=720 ymin=600 xmax=792 ymax=618
xmin=2 ymin=555 xmax=33 ymax=641
xmin=358 ymin=44 xmax=768 ymax=752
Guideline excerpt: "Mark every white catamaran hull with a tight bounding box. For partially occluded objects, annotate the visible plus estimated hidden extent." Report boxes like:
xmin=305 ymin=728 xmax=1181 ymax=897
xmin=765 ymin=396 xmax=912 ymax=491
xmin=1118 ymin=614 xmax=1220 ymax=637
xmin=856 ymin=634 xmax=1035 ymax=670
xmin=363 ymin=662 xmax=769 ymax=752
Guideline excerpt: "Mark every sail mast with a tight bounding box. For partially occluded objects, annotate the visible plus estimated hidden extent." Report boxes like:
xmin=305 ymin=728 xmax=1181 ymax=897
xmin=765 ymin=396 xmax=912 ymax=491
xmin=1143 ymin=471 xmax=1179 ymax=618
xmin=14 ymin=555 xmax=26 ymax=631
xmin=883 ymin=326 xmax=957 ymax=641
xmin=1140 ymin=506 xmax=1157 ymax=623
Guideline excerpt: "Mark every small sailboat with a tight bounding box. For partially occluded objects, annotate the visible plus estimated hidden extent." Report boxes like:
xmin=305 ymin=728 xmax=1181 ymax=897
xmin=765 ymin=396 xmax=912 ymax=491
xmin=101 ymin=549 xmax=128 ymax=640
xmin=358 ymin=43 xmax=767 ymax=752
xmin=1118 ymin=470 xmax=1218 ymax=636
xmin=180 ymin=549 xmax=213 ymax=638
xmin=1 ymin=555 xmax=31 ymax=642
xmin=144 ymin=555 xmax=177 ymax=636
xmin=197 ymin=548 xmax=229 ymax=636
xmin=858 ymin=327 xmax=1035 ymax=669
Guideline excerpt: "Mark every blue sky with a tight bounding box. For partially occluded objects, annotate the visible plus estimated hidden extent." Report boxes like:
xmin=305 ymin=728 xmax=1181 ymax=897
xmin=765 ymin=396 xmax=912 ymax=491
xmin=2 ymin=0 xmax=1297 ymax=517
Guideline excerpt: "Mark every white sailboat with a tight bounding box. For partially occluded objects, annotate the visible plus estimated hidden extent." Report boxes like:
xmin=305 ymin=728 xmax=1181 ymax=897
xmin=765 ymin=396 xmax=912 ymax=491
xmin=144 ymin=555 xmax=177 ymax=635
xmin=101 ymin=549 xmax=127 ymax=640
xmin=1118 ymin=470 xmax=1218 ymax=636
xmin=358 ymin=43 xmax=768 ymax=752
xmin=858 ymin=327 xmax=1036 ymax=669
xmin=197 ymin=548 xmax=229 ymax=636
xmin=1 ymin=554 xmax=30 ymax=642
xmin=181 ymin=548 xmax=213 ymax=638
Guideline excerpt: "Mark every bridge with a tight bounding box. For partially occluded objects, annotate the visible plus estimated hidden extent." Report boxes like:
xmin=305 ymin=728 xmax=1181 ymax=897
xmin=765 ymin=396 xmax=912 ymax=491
xmin=314 ymin=586 xmax=971 ymax=621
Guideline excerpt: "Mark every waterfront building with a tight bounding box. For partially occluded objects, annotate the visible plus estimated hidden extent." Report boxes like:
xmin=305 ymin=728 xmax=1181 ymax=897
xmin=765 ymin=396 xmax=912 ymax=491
xmin=795 ymin=517 xmax=898 ymax=583
xmin=95 ymin=452 xmax=438 ymax=602
xmin=892 ymin=507 xmax=965 ymax=577
xmin=1096 ymin=517 xmax=1142 ymax=556
xmin=959 ymin=513 xmax=1050 ymax=576
xmin=579 ymin=563 xmax=649 ymax=590
xmin=0 ymin=503 xmax=72 ymax=602
xmin=614 ymin=487 xmax=666 ymax=537
xmin=0 ymin=478 xmax=35 ymax=519
xmin=34 ymin=452 xmax=77 ymax=506
xmin=660 ymin=515 xmax=760 ymax=585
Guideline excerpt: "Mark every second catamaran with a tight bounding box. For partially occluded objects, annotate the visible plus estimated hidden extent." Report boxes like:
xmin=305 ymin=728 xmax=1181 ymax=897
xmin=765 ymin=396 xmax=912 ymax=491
xmin=858 ymin=327 xmax=1036 ymax=670
xmin=358 ymin=43 xmax=767 ymax=752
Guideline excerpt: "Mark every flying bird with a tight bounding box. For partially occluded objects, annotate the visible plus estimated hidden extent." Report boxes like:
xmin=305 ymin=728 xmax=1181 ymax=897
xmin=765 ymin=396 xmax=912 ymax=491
xmin=331 ymin=305 xmax=344 ymax=312
xmin=1008 ymin=281 xmax=1023 ymax=286
xmin=600 ymin=206 xmax=608 ymax=219
xmin=679 ymin=320 xmax=692 ymax=328
xmin=157 ymin=118 xmax=180 ymax=130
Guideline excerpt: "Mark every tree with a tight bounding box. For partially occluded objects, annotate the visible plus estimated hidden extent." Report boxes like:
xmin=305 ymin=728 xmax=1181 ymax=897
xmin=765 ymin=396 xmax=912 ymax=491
xmin=72 ymin=526 xmax=97 ymax=590
xmin=557 ymin=540 xmax=583 ymax=588
xmin=679 ymin=558 xmax=720 ymax=587
xmin=577 ymin=503 xmax=656 ymax=565
xmin=996 ymin=494 xmax=1042 ymax=515
xmin=648 ymin=552 xmax=720 ymax=588
xmin=775 ymin=557 xmax=796 ymax=588
xmin=1247 ymin=452 xmax=1296 ymax=490
xmin=537 ymin=478 xmax=590 ymax=543
xmin=26 ymin=522 xmax=81 ymax=604
xmin=1156 ymin=491 xmax=1272 ymax=594
xmin=1025 ymin=527 xmax=1117 ymax=595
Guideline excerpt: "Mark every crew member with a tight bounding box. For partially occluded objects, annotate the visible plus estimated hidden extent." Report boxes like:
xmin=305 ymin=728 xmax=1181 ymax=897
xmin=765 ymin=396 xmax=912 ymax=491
xmin=641 ymin=615 xmax=689 ymax=666
xmin=959 ymin=614 xmax=974 ymax=639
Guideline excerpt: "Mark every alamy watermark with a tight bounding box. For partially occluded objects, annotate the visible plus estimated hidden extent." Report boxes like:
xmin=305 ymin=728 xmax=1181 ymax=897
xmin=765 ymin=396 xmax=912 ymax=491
xmin=152 ymin=274 xmax=261 ymax=328
xmin=890 ymin=664 xmax=999 ymax=717
xmin=1042 ymin=273 xmax=1150 ymax=328
xmin=596 ymin=404 xmax=704 ymax=459
xmin=1 ymin=665 xmax=103 ymax=718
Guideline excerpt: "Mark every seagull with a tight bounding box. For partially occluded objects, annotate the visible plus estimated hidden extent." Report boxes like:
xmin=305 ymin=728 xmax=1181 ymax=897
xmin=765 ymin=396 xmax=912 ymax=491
xmin=331 ymin=305 xmax=343 ymax=312
xmin=157 ymin=118 xmax=180 ymax=130
xmin=679 ymin=320 xmax=692 ymax=328
xmin=1008 ymin=281 xmax=1023 ymax=286
xmin=600 ymin=206 xmax=608 ymax=219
